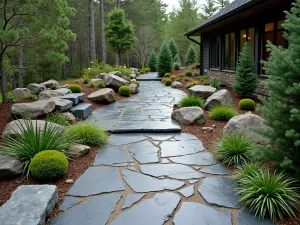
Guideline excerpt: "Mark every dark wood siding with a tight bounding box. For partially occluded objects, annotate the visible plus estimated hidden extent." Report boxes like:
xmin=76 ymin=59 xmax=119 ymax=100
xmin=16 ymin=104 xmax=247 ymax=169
xmin=201 ymin=34 xmax=209 ymax=75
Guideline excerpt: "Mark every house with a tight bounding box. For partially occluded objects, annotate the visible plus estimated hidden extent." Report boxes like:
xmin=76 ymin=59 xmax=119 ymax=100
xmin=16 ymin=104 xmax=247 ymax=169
xmin=185 ymin=0 xmax=292 ymax=96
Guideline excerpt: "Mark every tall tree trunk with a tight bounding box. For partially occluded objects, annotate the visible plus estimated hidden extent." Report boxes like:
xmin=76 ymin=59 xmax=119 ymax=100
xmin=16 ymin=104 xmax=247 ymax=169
xmin=100 ymin=0 xmax=106 ymax=63
xmin=117 ymin=0 xmax=121 ymax=8
xmin=126 ymin=51 xmax=129 ymax=68
xmin=0 ymin=57 xmax=7 ymax=103
xmin=62 ymin=52 xmax=67 ymax=80
xmin=18 ymin=46 xmax=23 ymax=88
xmin=79 ymin=41 xmax=83 ymax=74
xmin=118 ymin=51 xmax=122 ymax=66
xmin=89 ymin=0 xmax=96 ymax=62
xmin=115 ymin=0 xmax=121 ymax=65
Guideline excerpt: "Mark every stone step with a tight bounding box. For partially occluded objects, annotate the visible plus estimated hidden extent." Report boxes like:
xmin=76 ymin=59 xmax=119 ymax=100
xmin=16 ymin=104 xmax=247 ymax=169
xmin=61 ymin=93 xmax=86 ymax=106
xmin=70 ymin=103 xmax=92 ymax=119
xmin=0 ymin=185 xmax=58 ymax=225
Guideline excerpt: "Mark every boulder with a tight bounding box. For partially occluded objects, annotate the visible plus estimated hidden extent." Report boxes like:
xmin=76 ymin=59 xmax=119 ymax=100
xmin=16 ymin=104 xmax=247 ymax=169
xmin=11 ymin=100 xmax=55 ymax=119
xmin=223 ymin=114 xmax=269 ymax=144
xmin=171 ymin=107 xmax=206 ymax=125
xmin=49 ymin=97 xmax=73 ymax=112
xmin=12 ymin=88 xmax=30 ymax=98
xmin=108 ymin=71 xmax=122 ymax=77
xmin=172 ymin=81 xmax=183 ymax=88
xmin=38 ymin=90 xmax=63 ymax=100
xmin=67 ymin=144 xmax=90 ymax=158
xmin=130 ymin=73 xmax=136 ymax=79
xmin=0 ymin=155 xmax=23 ymax=179
xmin=88 ymin=88 xmax=115 ymax=103
xmin=129 ymin=83 xmax=139 ymax=94
xmin=54 ymin=88 xmax=72 ymax=95
xmin=131 ymin=68 xmax=139 ymax=75
xmin=104 ymin=74 xmax=129 ymax=91
xmin=62 ymin=112 xmax=76 ymax=124
xmin=204 ymin=89 xmax=233 ymax=110
xmin=188 ymin=85 xmax=217 ymax=99
xmin=27 ymin=83 xmax=46 ymax=94
xmin=59 ymin=84 xmax=69 ymax=88
xmin=41 ymin=79 xmax=59 ymax=89
xmin=91 ymin=78 xmax=103 ymax=83
xmin=0 ymin=185 xmax=58 ymax=225
xmin=130 ymin=79 xmax=137 ymax=83
xmin=2 ymin=119 xmax=63 ymax=139
xmin=96 ymin=73 xmax=108 ymax=79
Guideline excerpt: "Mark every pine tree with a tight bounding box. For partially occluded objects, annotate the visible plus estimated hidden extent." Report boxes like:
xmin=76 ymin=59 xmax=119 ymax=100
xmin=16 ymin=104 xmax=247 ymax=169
xmin=147 ymin=50 xmax=157 ymax=72
xmin=201 ymin=0 xmax=218 ymax=20
xmin=233 ymin=42 xmax=257 ymax=97
xmin=157 ymin=43 xmax=173 ymax=77
xmin=174 ymin=54 xmax=182 ymax=66
xmin=168 ymin=39 xmax=178 ymax=58
xmin=185 ymin=45 xmax=197 ymax=65
xmin=216 ymin=0 xmax=230 ymax=10
xmin=257 ymin=0 xmax=300 ymax=178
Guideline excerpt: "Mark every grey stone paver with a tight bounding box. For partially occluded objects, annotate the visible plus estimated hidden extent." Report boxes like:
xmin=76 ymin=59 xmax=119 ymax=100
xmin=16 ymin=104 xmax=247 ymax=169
xmin=237 ymin=209 xmax=276 ymax=225
xmin=128 ymin=140 xmax=159 ymax=163
xmin=59 ymin=197 xmax=82 ymax=211
xmin=136 ymin=72 xmax=162 ymax=81
xmin=200 ymin=164 xmax=232 ymax=175
xmin=169 ymin=152 xmax=218 ymax=166
xmin=108 ymin=133 xmax=147 ymax=145
xmin=121 ymin=194 xmax=145 ymax=210
xmin=179 ymin=185 xmax=194 ymax=198
xmin=160 ymin=139 xmax=205 ymax=157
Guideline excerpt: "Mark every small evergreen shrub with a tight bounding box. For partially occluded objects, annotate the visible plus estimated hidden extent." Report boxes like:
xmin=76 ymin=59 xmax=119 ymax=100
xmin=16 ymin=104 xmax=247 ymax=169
xmin=239 ymin=99 xmax=256 ymax=110
xmin=176 ymin=78 xmax=182 ymax=82
xmin=214 ymin=134 xmax=255 ymax=166
xmin=29 ymin=150 xmax=68 ymax=181
xmin=88 ymin=82 xmax=96 ymax=88
xmin=97 ymin=80 xmax=105 ymax=88
xmin=170 ymin=75 xmax=176 ymax=82
xmin=68 ymin=84 xmax=82 ymax=93
xmin=209 ymin=105 xmax=238 ymax=121
xmin=174 ymin=54 xmax=182 ymax=65
xmin=173 ymin=62 xmax=181 ymax=70
xmin=210 ymin=78 xmax=221 ymax=89
xmin=168 ymin=39 xmax=178 ymax=58
xmin=164 ymin=73 xmax=171 ymax=77
xmin=147 ymin=50 xmax=157 ymax=72
xmin=193 ymin=71 xmax=200 ymax=77
xmin=179 ymin=73 xmax=185 ymax=77
xmin=82 ymin=77 xmax=89 ymax=84
xmin=179 ymin=95 xmax=204 ymax=108
xmin=47 ymin=113 xmax=70 ymax=126
xmin=64 ymin=122 xmax=107 ymax=146
xmin=185 ymin=45 xmax=197 ymax=65
xmin=164 ymin=79 xmax=172 ymax=86
xmin=118 ymin=86 xmax=131 ymax=96
xmin=157 ymin=43 xmax=173 ymax=77
xmin=185 ymin=71 xmax=193 ymax=76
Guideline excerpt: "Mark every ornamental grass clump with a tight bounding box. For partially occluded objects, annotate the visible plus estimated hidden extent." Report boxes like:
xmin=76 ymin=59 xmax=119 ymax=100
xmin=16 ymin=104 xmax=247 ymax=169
xmin=209 ymin=105 xmax=238 ymax=121
xmin=47 ymin=113 xmax=70 ymax=126
xmin=179 ymin=95 xmax=204 ymax=108
xmin=214 ymin=133 xmax=255 ymax=166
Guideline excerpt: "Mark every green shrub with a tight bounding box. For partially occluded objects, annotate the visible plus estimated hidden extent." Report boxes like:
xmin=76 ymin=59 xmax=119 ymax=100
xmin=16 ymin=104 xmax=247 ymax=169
xmin=203 ymin=80 xmax=211 ymax=85
xmin=97 ymin=80 xmax=105 ymax=88
xmin=193 ymin=71 xmax=200 ymax=77
xmin=47 ymin=113 xmax=70 ymax=126
xmin=82 ymin=77 xmax=89 ymax=84
xmin=236 ymin=169 xmax=300 ymax=221
xmin=164 ymin=73 xmax=171 ymax=77
xmin=185 ymin=71 xmax=193 ymax=76
xmin=88 ymin=82 xmax=96 ymax=88
xmin=234 ymin=163 xmax=261 ymax=184
xmin=179 ymin=95 xmax=204 ymax=108
xmin=147 ymin=50 xmax=157 ymax=72
xmin=239 ymin=99 xmax=256 ymax=110
xmin=186 ymin=83 xmax=194 ymax=89
xmin=200 ymin=75 xmax=209 ymax=81
xmin=157 ymin=43 xmax=173 ymax=77
xmin=174 ymin=54 xmax=182 ymax=66
xmin=184 ymin=78 xmax=190 ymax=81
xmin=29 ymin=150 xmax=68 ymax=181
xmin=209 ymin=105 xmax=238 ymax=121
xmin=210 ymin=78 xmax=221 ymax=89
xmin=176 ymin=78 xmax=182 ymax=82
xmin=214 ymin=133 xmax=255 ymax=166
xmin=164 ymin=79 xmax=172 ymax=86
xmin=26 ymin=93 xmax=37 ymax=100
xmin=68 ymin=84 xmax=82 ymax=93
xmin=1 ymin=120 xmax=77 ymax=176
xmin=173 ymin=62 xmax=180 ymax=70
xmin=185 ymin=45 xmax=197 ymax=65
xmin=179 ymin=73 xmax=185 ymax=77
xmin=145 ymin=68 xmax=151 ymax=72
xmin=84 ymin=61 xmax=132 ymax=77
xmin=65 ymin=122 xmax=107 ymax=146
xmin=118 ymin=86 xmax=131 ymax=96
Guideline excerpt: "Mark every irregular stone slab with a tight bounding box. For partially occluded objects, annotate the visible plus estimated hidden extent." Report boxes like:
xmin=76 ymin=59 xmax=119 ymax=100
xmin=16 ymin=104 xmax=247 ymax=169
xmin=198 ymin=177 xmax=242 ymax=209
xmin=49 ymin=97 xmax=73 ymax=112
xmin=93 ymin=145 xmax=133 ymax=166
xmin=122 ymin=170 xmax=184 ymax=193
xmin=59 ymin=197 xmax=82 ymax=211
xmin=160 ymin=139 xmax=205 ymax=157
xmin=169 ymin=152 xmax=218 ymax=166
xmin=179 ymin=185 xmax=194 ymax=198
xmin=172 ymin=107 xmax=206 ymax=125
xmin=13 ymin=88 xmax=30 ymax=98
xmin=174 ymin=133 xmax=199 ymax=141
xmin=162 ymin=158 xmax=170 ymax=163
xmin=188 ymin=179 xmax=198 ymax=184
xmin=204 ymin=89 xmax=233 ymax=109
xmin=70 ymin=103 xmax=92 ymax=119
xmin=51 ymin=194 xmax=121 ymax=225
xmin=188 ymin=85 xmax=217 ymax=99
xmin=0 ymin=154 xmax=23 ymax=179
xmin=112 ymin=121 xmax=181 ymax=133
xmin=38 ymin=90 xmax=63 ymax=100
xmin=140 ymin=164 xmax=204 ymax=180
xmin=87 ymin=88 xmax=115 ymax=103
xmin=173 ymin=202 xmax=232 ymax=225
xmin=224 ymin=114 xmax=269 ymax=144
xmin=111 ymin=192 xmax=180 ymax=225
xmin=128 ymin=166 xmax=136 ymax=171
xmin=54 ymin=88 xmax=72 ymax=95
xmin=0 ymin=185 xmax=58 ymax=225
xmin=41 ymin=79 xmax=59 ymax=89
xmin=67 ymin=167 xmax=125 ymax=197
xmin=12 ymin=100 xmax=55 ymax=119
xmin=128 ymin=140 xmax=159 ymax=163
xmin=27 ymin=83 xmax=46 ymax=94
xmin=237 ymin=209 xmax=275 ymax=225
xmin=200 ymin=164 xmax=231 ymax=175
xmin=108 ymin=134 xmax=147 ymax=145
xmin=122 ymin=194 xmax=145 ymax=210
xmin=104 ymin=74 xmax=129 ymax=91
xmin=66 ymin=144 xmax=90 ymax=159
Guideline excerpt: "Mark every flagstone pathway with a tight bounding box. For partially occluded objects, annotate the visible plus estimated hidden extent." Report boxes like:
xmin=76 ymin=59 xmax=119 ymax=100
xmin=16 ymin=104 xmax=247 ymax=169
xmin=51 ymin=73 xmax=274 ymax=225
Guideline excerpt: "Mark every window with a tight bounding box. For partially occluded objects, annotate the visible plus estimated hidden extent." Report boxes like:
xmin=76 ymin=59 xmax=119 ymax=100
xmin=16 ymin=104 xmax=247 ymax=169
xmin=224 ymin=33 xmax=235 ymax=70
xmin=210 ymin=37 xmax=221 ymax=68
xmin=240 ymin=28 xmax=255 ymax=60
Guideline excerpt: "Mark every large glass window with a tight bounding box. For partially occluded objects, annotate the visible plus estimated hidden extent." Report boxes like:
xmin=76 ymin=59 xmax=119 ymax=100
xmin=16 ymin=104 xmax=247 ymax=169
xmin=240 ymin=28 xmax=255 ymax=60
xmin=210 ymin=37 xmax=220 ymax=68
xmin=224 ymin=33 xmax=235 ymax=70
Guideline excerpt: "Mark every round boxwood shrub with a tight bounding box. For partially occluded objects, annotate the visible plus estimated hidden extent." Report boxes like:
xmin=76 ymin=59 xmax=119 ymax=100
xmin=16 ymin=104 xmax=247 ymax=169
xmin=239 ymin=99 xmax=256 ymax=110
xmin=164 ymin=79 xmax=172 ymax=86
xmin=209 ymin=105 xmax=238 ymax=121
xmin=164 ymin=73 xmax=171 ymax=77
xmin=68 ymin=84 xmax=82 ymax=93
xmin=185 ymin=71 xmax=193 ymax=76
xmin=29 ymin=150 xmax=68 ymax=181
xmin=118 ymin=86 xmax=131 ymax=96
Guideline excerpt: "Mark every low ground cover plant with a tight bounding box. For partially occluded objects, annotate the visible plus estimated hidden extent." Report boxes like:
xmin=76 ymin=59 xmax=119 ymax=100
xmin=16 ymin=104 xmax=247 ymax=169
xmin=119 ymin=86 xmax=131 ymax=96
xmin=68 ymin=84 xmax=82 ymax=93
xmin=164 ymin=79 xmax=172 ymax=86
xmin=97 ymin=80 xmax=105 ymax=88
xmin=185 ymin=71 xmax=193 ymax=76
xmin=179 ymin=95 xmax=204 ymax=108
xmin=209 ymin=105 xmax=238 ymax=121
xmin=84 ymin=61 xmax=132 ymax=77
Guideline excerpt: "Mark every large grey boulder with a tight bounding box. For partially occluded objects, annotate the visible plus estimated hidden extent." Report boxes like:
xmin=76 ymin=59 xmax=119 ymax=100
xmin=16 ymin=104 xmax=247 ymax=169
xmin=108 ymin=71 xmax=122 ymax=77
xmin=54 ymin=88 xmax=72 ymax=95
xmin=0 ymin=155 xmax=23 ymax=179
xmin=172 ymin=81 xmax=183 ymax=88
xmin=91 ymin=78 xmax=103 ymax=83
xmin=172 ymin=107 xmax=206 ymax=125
xmin=188 ymin=85 xmax=217 ymax=99
xmin=104 ymin=74 xmax=129 ymax=91
xmin=38 ymin=90 xmax=64 ymax=100
xmin=131 ymin=68 xmax=139 ymax=75
xmin=96 ymin=73 xmax=108 ymax=79
xmin=204 ymin=89 xmax=233 ymax=109
xmin=12 ymin=88 xmax=30 ymax=98
xmin=130 ymin=73 xmax=136 ymax=79
xmin=88 ymin=88 xmax=116 ymax=103
xmin=67 ymin=144 xmax=90 ymax=159
xmin=49 ymin=97 xmax=73 ymax=112
xmin=129 ymin=83 xmax=138 ymax=94
xmin=27 ymin=83 xmax=46 ymax=94
xmin=41 ymin=79 xmax=59 ymax=89
xmin=2 ymin=119 xmax=63 ymax=139
xmin=11 ymin=100 xmax=55 ymax=119
xmin=0 ymin=185 xmax=58 ymax=225
xmin=223 ymin=114 xmax=269 ymax=144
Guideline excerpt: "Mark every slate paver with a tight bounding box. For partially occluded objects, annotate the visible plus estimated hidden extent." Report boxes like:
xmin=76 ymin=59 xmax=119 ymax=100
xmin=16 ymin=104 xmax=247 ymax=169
xmin=128 ymin=140 xmax=159 ymax=163
xmin=237 ymin=209 xmax=276 ymax=225
xmin=59 ymin=197 xmax=82 ymax=211
xmin=160 ymin=139 xmax=205 ymax=157
xmin=121 ymin=194 xmax=145 ymax=210
xmin=108 ymin=134 xmax=147 ymax=145
xmin=169 ymin=152 xmax=218 ymax=166
xmin=200 ymin=164 xmax=231 ymax=175
xmin=179 ymin=185 xmax=194 ymax=198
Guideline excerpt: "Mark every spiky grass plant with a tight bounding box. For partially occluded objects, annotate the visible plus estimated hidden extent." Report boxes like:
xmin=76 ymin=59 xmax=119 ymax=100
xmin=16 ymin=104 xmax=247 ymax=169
xmin=179 ymin=95 xmax=204 ymax=108
xmin=209 ymin=105 xmax=238 ymax=121
xmin=236 ymin=169 xmax=300 ymax=221
xmin=234 ymin=163 xmax=261 ymax=184
xmin=214 ymin=133 xmax=255 ymax=166
xmin=1 ymin=119 xmax=77 ymax=176
xmin=47 ymin=113 xmax=70 ymax=126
